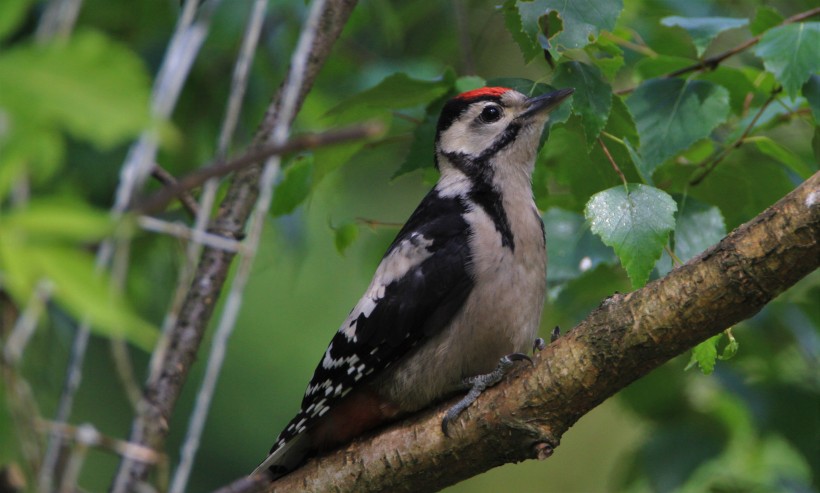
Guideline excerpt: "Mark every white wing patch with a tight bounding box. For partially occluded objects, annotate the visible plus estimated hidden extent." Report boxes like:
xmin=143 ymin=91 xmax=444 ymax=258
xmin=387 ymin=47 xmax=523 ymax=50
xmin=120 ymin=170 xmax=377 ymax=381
xmin=340 ymin=232 xmax=434 ymax=341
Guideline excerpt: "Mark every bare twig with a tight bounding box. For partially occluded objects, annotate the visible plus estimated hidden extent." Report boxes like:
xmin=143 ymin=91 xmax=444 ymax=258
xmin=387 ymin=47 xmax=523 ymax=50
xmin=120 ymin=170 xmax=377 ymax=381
xmin=168 ymin=1 xmax=331 ymax=490
xmin=597 ymin=136 xmax=628 ymax=189
xmin=690 ymin=88 xmax=780 ymax=186
xmin=111 ymin=0 xmax=360 ymax=489
xmin=151 ymin=166 xmax=200 ymax=217
xmin=137 ymin=216 xmax=246 ymax=253
xmin=137 ymin=123 xmax=383 ymax=215
xmin=614 ymin=6 xmax=820 ymax=96
xmin=217 ymin=0 xmax=269 ymax=158
xmin=36 ymin=0 xmax=84 ymax=42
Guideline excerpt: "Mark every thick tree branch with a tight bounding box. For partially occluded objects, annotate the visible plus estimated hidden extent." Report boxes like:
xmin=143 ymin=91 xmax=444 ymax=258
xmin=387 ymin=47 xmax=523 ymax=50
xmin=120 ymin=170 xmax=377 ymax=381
xmin=111 ymin=1 xmax=359 ymax=488
xmin=219 ymin=172 xmax=819 ymax=493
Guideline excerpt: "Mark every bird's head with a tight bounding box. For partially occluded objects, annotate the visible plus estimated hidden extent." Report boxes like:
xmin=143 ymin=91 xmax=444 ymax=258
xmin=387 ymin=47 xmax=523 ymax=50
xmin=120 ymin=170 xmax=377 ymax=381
xmin=434 ymin=87 xmax=574 ymax=175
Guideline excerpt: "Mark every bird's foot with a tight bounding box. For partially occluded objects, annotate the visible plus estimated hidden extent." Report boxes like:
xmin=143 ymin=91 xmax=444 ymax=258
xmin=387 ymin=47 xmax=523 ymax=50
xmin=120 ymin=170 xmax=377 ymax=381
xmin=441 ymin=352 xmax=532 ymax=436
xmin=533 ymin=326 xmax=561 ymax=353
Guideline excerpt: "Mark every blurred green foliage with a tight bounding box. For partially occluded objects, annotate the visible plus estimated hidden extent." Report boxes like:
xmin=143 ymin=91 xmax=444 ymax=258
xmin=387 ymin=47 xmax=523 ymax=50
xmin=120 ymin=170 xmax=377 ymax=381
xmin=0 ymin=0 xmax=818 ymax=491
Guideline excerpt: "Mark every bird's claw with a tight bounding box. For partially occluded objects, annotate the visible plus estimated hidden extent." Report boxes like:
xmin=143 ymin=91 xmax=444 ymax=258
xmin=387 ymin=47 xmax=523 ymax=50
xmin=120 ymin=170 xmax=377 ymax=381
xmin=441 ymin=351 xmax=533 ymax=436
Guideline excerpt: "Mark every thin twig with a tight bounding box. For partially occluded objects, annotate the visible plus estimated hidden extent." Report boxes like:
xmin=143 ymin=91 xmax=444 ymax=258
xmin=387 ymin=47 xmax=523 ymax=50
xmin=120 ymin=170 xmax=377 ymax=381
xmin=217 ymin=0 xmax=269 ymax=158
xmin=690 ymin=88 xmax=780 ymax=186
xmin=597 ymin=137 xmax=628 ymax=189
xmin=601 ymin=31 xmax=657 ymax=57
xmin=35 ymin=0 xmax=84 ymax=42
xmin=614 ymin=7 xmax=820 ymax=96
xmin=137 ymin=216 xmax=246 ymax=253
xmin=35 ymin=420 xmax=165 ymax=465
xmin=111 ymin=0 xmax=359 ymax=488
xmin=137 ymin=123 xmax=383 ymax=215
xmin=151 ymin=166 xmax=200 ymax=217
xmin=168 ymin=1 xmax=330 ymax=491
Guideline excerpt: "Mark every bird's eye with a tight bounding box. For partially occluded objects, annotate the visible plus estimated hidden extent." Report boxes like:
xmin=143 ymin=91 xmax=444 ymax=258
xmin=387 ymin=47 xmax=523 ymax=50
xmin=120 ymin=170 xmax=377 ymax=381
xmin=478 ymin=105 xmax=502 ymax=123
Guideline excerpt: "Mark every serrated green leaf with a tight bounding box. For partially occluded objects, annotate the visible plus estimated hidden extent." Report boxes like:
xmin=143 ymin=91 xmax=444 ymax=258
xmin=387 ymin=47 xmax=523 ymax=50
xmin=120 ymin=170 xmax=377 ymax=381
xmin=0 ymin=30 xmax=151 ymax=148
xmin=394 ymin=110 xmax=438 ymax=179
xmin=623 ymin=138 xmax=652 ymax=185
xmin=748 ymin=136 xmax=814 ymax=179
xmin=750 ymin=6 xmax=784 ymax=36
xmin=719 ymin=335 xmax=739 ymax=361
xmin=270 ymin=155 xmax=314 ymax=217
xmin=517 ymin=0 xmax=623 ymax=52
xmin=584 ymin=184 xmax=677 ymax=288
xmin=687 ymin=334 xmax=721 ymax=374
xmin=552 ymin=61 xmax=612 ymax=146
xmin=0 ymin=199 xmax=115 ymax=242
xmin=0 ymin=0 xmax=31 ymax=40
xmin=627 ymin=78 xmax=730 ymax=173
xmin=333 ymin=222 xmax=359 ymax=255
xmin=660 ymin=16 xmax=748 ymax=57
xmin=326 ymin=72 xmax=452 ymax=124
xmin=754 ymin=22 xmax=820 ymax=100
xmin=803 ymin=74 xmax=820 ymax=123
xmin=503 ymin=0 xmax=542 ymax=62
xmin=584 ymin=36 xmax=625 ymax=79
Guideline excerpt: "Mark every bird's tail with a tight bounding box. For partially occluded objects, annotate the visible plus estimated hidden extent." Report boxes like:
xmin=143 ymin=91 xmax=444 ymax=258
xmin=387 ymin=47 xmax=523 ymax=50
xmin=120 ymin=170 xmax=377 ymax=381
xmin=250 ymin=432 xmax=311 ymax=480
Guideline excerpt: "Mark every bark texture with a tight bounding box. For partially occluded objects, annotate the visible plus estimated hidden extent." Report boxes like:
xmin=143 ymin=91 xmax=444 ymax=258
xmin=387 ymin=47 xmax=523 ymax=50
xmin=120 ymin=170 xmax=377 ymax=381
xmin=245 ymin=171 xmax=819 ymax=493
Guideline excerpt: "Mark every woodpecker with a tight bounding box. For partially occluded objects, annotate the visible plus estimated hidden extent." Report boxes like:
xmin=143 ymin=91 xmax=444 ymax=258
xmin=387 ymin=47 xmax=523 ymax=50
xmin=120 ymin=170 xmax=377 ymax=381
xmin=253 ymin=86 xmax=574 ymax=479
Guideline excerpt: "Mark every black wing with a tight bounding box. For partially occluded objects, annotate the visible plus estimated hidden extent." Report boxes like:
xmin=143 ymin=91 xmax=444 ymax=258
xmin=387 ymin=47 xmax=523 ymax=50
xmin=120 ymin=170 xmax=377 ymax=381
xmin=269 ymin=188 xmax=474 ymax=453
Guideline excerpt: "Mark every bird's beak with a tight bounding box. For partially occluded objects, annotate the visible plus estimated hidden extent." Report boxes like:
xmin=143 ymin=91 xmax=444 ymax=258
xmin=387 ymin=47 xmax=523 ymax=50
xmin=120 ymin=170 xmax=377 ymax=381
xmin=521 ymin=88 xmax=574 ymax=119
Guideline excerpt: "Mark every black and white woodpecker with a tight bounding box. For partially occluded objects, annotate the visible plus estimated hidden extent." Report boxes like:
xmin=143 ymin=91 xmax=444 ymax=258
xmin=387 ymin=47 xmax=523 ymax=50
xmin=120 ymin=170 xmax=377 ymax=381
xmin=253 ymin=86 xmax=574 ymax=479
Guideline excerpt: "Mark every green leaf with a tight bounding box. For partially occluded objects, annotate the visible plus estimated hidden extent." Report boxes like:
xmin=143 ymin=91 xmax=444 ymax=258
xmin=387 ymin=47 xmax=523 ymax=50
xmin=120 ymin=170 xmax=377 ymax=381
xmin=687 ymin=334 xmax=721 ymax=374
xmin=748 ymin=136 xmax=814 ymax=179
xmin=584 ymin=184 xmax=677 ymax=288
xmin=0 ymin=198 xmax=116 ymax=243
xmin=270 ymin=155 xmax=314 ymax=217
xmin=333 ymin=221 xmax=359 ymax=255
xmin=394 ymin=110 xmax=438 ymax=178
xmin=455 ymin=75 xmax=486 ymax=93
xmin=623 ymin=138 xmax=652 ymax=185
xmin=627 ymin=78 xmax=730 ymax=173
xmin=750 ymin=6 xmax=784 ymax=36
xmin=326 ymin=72 xmax=453 ymax=124
xmin=0 ymin=0 xmax=31 ymax=41
xmin=660 ymin=16 xmax=748 ymax=57
xmin=503 ymin=0 xmax=542 ymax=62
xmin=584 ymin=36 xmax=625 ymax=80
xmin=516 ymin=0 xmax=623 ymax=52
xmin=544 ymin=208 xmax=616 ymax=283
xmin=698 ymin=66 xmax=756 ymax=115
xmin=0 ymin=29 xmax=151 ymax=148
xmin=634 ymin=55 xmax=692 ymax=80
xmin=658 ymin=197 xmax=726 ymax=275
xmin=803 ymin=74 xmax=820 ymax=123
xmin=754 ymin=22 xmax=820 ymax=100
xmin=552 ymin=61 xmax=612 ymax=146
xmin=0 ymin=239 xmax=156 ymax=352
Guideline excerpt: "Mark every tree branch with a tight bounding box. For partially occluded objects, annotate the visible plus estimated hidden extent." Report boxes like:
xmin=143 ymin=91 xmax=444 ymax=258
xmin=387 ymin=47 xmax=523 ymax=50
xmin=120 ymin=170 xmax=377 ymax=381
xmin=218 ymin=172 xmax=819 ymax=493
xmin=110 ymin=1 xmax=359 ymax=489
